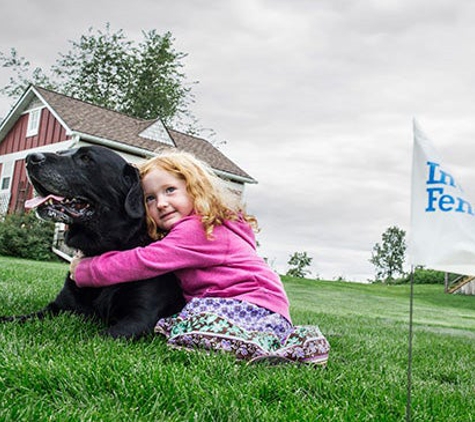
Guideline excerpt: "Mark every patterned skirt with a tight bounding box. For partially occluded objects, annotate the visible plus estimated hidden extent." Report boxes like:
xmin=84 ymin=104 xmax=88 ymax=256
xmin=155 ymin=297 xmax=330 ymax=365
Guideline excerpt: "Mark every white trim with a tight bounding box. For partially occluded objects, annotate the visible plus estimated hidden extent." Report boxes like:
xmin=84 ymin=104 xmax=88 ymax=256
xmin=214 ymin=168 xmax=257 ymax=185
xmin=0 ymin=86 xmax=35 ymax=137
xmin=21 ymin=104 xmax=44 ymax=115
xmin=71 ymin=132 xmax=151 ymax=156
xmin=73 ymin=132 xmax=257 ymax=184
xmin=0 ymin=134 xmax=256 ymax=185
xmin=52 ymin=247 xmax=73 ymax=262
xmin=0 ymin=140 xmax=76 ymax=165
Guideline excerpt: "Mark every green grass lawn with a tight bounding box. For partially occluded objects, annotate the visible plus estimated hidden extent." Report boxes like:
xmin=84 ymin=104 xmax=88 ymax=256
xmin=1 ymin=256 xmax=475 ymax=421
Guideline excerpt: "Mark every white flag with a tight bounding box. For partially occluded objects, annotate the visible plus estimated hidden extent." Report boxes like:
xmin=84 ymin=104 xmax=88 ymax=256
xmin=410 ymin=119 xmax=475 ymax=275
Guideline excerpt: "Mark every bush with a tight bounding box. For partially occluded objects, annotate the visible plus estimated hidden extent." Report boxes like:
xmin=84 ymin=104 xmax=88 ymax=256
xmin=0 ymin=212 xmax=59 ymax=261
xmin=398 ymin=267 xmax=446 ymax=284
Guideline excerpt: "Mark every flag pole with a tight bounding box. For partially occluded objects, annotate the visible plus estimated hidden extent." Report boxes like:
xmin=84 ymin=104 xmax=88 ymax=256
xmin=406 ymin=265 xmax=415 ymax=422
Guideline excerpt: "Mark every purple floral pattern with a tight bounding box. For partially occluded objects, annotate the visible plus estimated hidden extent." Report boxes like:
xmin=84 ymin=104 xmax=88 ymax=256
xmin=155 ymin=297 xmax=330 ymax=365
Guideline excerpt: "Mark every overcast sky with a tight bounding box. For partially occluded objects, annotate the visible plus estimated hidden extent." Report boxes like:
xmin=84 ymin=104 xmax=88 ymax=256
xmin=2 ymin=0 xmax=475 ymax=281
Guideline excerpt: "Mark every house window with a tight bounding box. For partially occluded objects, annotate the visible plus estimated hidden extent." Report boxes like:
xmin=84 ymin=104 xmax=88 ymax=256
xmin=26 ymin=108 xmax=41 ymax=137
xmin=0 ymin=161 xmax=13 ymax=191
xmin=1 ymin=176 xmax=10 ymax=190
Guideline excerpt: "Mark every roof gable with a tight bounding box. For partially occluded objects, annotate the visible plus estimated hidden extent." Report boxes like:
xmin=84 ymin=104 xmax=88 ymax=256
xmin=139 ymin=119 xmax=175 ymax=146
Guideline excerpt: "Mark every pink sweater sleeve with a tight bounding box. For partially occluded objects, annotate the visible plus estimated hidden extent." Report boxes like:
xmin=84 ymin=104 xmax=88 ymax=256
xmin=74 ymin=216 xmax=224 ymax=288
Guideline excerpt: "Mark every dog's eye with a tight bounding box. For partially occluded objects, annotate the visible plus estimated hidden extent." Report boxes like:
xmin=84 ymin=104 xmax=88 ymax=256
xmin=78 ymin=154 xmax=92 ymax=164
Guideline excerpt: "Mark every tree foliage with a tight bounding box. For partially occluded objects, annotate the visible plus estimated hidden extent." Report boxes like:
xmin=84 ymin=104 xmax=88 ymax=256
xmin=369 ymin=226 xmax=406 ymax=282
xmin=0 ymin=48 xmax=53 ymax=99
xmin=0 ymin=24 xmax=197 ymax=129
xmin=286 ymin=251 xmax=313 ymax=278
xmin=51 ymin=24 xmax=134 ymax=114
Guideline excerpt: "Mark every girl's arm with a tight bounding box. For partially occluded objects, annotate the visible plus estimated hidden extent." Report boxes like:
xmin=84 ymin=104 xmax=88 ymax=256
xmin=72 ymin=246 xmax=169 ymax=287
xmin=70 ymin=216 xmax=225 ymax=288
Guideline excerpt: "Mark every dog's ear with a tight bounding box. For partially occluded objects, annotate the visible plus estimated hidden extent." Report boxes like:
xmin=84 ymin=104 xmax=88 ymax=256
xmin=123 ymin=164 xmax=145 ymax=219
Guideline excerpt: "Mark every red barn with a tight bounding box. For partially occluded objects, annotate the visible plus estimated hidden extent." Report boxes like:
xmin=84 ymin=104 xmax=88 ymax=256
xmin=0 ymin=85 xmax=256 ymax=216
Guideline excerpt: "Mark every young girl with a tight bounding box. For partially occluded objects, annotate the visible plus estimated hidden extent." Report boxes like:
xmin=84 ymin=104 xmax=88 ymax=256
xmin=70 ymin=151 xmax=330 ymax=365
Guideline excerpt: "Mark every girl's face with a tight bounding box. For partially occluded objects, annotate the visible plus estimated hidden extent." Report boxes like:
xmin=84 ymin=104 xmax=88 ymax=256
xmin=142 ymin=168 xmax=194 ymax=231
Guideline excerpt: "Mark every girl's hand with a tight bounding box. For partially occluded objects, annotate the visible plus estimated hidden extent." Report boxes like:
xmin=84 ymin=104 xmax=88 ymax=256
xmin=69 ymin=251 xmax=84 ymax=281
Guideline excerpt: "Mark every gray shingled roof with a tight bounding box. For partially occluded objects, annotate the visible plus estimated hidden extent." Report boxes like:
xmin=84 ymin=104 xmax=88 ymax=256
xmin=34 ymin=86 xmax=255 ymax=182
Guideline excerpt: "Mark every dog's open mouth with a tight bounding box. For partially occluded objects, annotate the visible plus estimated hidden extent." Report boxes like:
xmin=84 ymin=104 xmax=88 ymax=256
xmin=25 ymin=194 xmax=93 ymax=224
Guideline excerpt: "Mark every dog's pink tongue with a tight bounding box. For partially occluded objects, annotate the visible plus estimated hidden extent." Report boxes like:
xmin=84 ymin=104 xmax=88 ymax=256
xmin=25 ymin=194 xmax=65 ymax=209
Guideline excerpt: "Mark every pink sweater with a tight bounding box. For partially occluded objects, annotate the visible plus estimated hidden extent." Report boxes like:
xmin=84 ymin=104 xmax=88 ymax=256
xmin=75 ymin=215 xmax=291 ymax=322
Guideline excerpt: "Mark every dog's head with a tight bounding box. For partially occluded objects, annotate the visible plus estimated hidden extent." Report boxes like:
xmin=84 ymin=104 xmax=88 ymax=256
xmin=25 ymin=146 xmax=147 ymax=255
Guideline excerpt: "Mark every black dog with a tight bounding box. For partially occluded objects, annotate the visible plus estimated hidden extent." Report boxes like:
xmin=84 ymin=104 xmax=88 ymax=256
xmin=0 ymin=146 xmax=185 ymax=339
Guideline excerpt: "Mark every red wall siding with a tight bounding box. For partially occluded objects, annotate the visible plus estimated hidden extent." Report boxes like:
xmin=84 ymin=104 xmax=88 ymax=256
xmin=0 ymin=114 xmax=27 ymax=155
xmin=0 ymin=108 xmax=69 ymax=155
xmin=0 ymin=107 xmax=71 ymax=213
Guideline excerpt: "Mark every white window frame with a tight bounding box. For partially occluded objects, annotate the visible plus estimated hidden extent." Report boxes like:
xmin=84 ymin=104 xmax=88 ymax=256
xmin=0 ymin=161 xmax=13 ymax=192
xmin=0 ymin=161 xmax=14 ymax=216
xmin=26 ymin=108 xmax=41 ymax=137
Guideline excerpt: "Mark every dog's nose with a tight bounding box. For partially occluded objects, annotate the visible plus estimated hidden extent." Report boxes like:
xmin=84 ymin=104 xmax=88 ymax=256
xmin=26 ymin=153 xmax=46 ymax=165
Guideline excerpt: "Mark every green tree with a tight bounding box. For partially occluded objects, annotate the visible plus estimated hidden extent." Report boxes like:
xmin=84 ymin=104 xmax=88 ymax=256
xmin=125 ymin=30 xmax=194 ymax=123
xmin=0 ymin=48 xmax=53 ymax=99
xmin=51 ymin=24 xmax=135 ymax=114
xmin=286 ymin=251 xmax=313 ymax=278
xmin=370 ymin=226 xmax=406 ymax=282
xmin=0 ymin=24 xmax=196 ymax=129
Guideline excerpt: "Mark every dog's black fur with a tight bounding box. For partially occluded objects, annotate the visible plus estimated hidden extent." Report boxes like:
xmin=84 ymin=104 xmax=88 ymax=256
xmin=0 ymin=146 xmax=185 ymax=339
